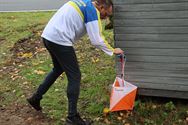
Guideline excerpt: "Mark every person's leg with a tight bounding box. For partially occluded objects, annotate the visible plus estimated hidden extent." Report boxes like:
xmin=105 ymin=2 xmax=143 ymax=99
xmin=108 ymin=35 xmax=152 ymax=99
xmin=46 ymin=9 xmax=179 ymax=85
xmin=37 ymin=39 xmax=81 ymax=116
xmin=27 ymin=39 xmax=64 ymax=110
xmin=49 ymin=44 xmax=81 ymax=117
xmin=62 ymin=51 xmax=81 ymax=117
xmin=35 ymin=39 xmax=64 ymax=99
xmin=47 ymin=43 xmax=89 ymax=125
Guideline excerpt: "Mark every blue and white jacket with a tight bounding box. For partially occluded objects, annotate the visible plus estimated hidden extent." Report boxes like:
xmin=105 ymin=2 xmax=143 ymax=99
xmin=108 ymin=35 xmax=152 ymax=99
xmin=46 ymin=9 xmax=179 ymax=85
xmin=41 ymin=0 xmax=114 ymax=56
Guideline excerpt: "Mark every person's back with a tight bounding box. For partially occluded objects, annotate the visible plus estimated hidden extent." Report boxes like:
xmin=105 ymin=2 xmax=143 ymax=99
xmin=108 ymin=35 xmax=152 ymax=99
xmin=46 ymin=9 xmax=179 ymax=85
xmin=41 ymin=1 xmax=86 ymax=46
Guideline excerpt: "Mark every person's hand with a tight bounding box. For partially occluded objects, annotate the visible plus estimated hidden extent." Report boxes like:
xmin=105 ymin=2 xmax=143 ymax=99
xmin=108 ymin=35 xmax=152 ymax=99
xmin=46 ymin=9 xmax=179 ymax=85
xmin=113 ymin=48 xmax=124 ymax=55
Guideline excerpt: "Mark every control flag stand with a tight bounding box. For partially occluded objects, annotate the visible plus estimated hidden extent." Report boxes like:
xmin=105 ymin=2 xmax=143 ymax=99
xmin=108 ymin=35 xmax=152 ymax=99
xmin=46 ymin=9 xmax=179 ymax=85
xmin=110 ymin=54 xmax=137 ymax=111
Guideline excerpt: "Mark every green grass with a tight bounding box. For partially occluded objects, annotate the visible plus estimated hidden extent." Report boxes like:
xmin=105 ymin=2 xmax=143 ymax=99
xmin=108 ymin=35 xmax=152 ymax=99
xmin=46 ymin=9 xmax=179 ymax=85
xmin=0 ymin=12 xmax=187 ymax=125
xmin=0 ymin=12 xmax=55 ymax=63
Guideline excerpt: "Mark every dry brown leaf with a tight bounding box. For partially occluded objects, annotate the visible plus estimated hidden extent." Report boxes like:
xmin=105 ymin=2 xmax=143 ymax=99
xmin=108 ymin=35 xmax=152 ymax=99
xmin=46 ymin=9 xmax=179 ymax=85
xmin=36 ymin=48 xmax=46 ymax=52
xmin=21 ymin=52 xmax=33 ymax=58
xmin=21 ymin=95 xmax=25 ymax=98
xmin=186 ymin=117 xmax=188 ymax=121
xmin=117 ymin=116 xmax=122 ymax=120
xmin=178 ymin=119 xmax=182 ymax=123
xmin=120 ymin=112 xmax=124 ymax=116
xmin=91 ymin=57 xmax=99 ymax=63
xmin=34 ymin=70 xmax=45 ymax=75
xmin=152 ymin=105 xmax=157 ymax=109
xmin=23 ymin=82 xmax=28 ymax=85
xmin=104 ymin=118 xmax=111 ymax=124
xmin=61 ymin=118 xmax=66 ymax=122
xmin=94 ymin=117 xmax=101 ymax=122
xmin=124 ymin=123 xmax=130 ymax=125
xmin=26 ymin=117 xmax=34 ymax=122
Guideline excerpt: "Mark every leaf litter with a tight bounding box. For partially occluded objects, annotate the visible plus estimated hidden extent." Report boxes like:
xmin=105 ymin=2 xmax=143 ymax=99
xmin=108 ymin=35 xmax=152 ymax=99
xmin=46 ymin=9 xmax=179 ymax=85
xmin=0 ymin=30 xmax=55 ymax=125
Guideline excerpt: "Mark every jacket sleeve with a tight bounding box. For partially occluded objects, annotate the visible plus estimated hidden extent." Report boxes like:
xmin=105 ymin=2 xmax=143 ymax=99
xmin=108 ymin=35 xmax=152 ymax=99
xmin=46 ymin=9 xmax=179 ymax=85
xmin=85 ymin=9 xmax=114 ymax=56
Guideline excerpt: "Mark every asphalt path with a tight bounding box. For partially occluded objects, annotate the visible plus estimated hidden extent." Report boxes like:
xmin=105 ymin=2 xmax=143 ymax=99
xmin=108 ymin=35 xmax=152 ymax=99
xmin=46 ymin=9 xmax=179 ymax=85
xmin=0 ymin=0 xmax=68 ymax=12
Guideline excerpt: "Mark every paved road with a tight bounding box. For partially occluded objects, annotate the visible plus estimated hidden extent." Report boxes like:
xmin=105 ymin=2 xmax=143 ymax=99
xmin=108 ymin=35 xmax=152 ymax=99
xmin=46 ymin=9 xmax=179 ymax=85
xmin=0 ymin=0 xmax=68 ymax=12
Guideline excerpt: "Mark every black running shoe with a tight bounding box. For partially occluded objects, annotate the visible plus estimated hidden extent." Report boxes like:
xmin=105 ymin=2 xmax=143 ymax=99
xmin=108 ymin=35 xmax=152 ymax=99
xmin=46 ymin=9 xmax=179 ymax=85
xmin=65 ymin=113 xmax=92 ymax=125
xmin=27 ymin=95 xmax=42 ymax=111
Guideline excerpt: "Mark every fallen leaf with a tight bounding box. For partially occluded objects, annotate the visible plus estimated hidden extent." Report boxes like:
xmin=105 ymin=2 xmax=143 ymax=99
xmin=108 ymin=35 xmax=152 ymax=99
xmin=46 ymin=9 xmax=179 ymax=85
xmin=91 ymin=57 xmax=99 ymax=63
xmin=36 ymin=47 xmax=46 ymax=52
xmin=55 ymin=89 xmax=59 ymax=92
xmin=152 ymin=105 xmax=157 ymax=109
xmin=94 ymin=117 xmax=101 ymax=122
xmin=120 ymin=112 xmax=124 ymax=116
xmin=27 ymin=117 xmax=33 ymax=121
xmin=32 ymin=62 xmax=40 ymax=66
xmin=61 ymin=118 xmax=66 ymax=122
xmin=178 ymin=119 xmax=182 ymax=123
xmin=23 ymin=82 xmax=28 ymax=85
xmin=104 ymin=118 xmax=111 ymax=124
xmin=34 ymin=70 xmax=45 ymax=75
xmin=122 ymin=120 xmax=126 ymax=123
xmin=21 ymin=95 xmax=25 ymax=98
xmin=103 ymin=107 xmax=110 ymax=114
xmin=22 ymin=52 xmax=33 ymax=58
xmin=186 ymin=117 xmax=188 ymax=121
xmin=124 ymin=123 xmax=130 ymax=125
xmin=117 ymin=116 xmax=122 ymax=120
xmin=10 ymin=16 xmax=15 ymax=19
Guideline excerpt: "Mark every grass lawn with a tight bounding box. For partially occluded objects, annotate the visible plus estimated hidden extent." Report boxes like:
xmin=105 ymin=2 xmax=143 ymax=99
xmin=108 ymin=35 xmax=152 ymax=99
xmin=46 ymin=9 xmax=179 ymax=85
xmin=0 ymin=12 xmax=187 ymax=125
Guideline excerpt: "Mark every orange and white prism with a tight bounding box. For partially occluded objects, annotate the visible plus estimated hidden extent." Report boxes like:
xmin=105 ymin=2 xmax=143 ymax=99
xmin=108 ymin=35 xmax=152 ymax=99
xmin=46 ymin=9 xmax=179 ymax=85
xmin=110 ymin=77 xmax=137 ymax=112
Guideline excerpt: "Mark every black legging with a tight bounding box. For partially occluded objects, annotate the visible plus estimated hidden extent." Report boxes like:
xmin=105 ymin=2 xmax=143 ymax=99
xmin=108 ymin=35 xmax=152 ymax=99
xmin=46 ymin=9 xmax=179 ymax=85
xmin=36 ymin=38 xmax=81 ymax=117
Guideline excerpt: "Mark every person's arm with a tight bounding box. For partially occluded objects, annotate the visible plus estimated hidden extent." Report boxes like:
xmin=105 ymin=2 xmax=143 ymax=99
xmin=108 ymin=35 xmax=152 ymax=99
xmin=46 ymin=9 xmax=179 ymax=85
xmin=84 ymin=7 xmax=115 ymax=56
xmin=85 ymin=21 xmax=115 ymax=55
xmin=85 ymin=6 xmax=123 ymax=55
